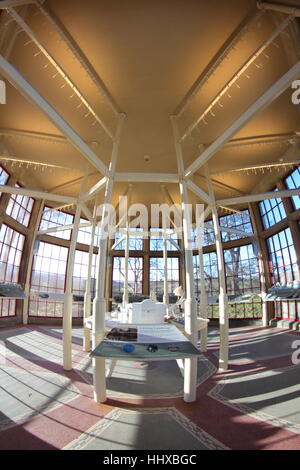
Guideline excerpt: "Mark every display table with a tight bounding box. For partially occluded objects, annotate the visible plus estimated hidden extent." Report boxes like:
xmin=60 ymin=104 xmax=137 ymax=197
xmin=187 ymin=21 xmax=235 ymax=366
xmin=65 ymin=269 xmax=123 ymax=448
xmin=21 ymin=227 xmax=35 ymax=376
xmin=90 ymin=323 xmax=201 ymax=403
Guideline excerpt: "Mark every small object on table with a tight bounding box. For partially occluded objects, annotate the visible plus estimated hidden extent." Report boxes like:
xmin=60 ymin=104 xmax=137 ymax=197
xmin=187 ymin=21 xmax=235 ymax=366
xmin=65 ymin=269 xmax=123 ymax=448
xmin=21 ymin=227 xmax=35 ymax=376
xmin=123 ymin=344 xmax=135 ymax=353
xmin=147 ymin=344 xmax=158 ymax=353
xmin=168 ymin=345 xmax=179 ymax=352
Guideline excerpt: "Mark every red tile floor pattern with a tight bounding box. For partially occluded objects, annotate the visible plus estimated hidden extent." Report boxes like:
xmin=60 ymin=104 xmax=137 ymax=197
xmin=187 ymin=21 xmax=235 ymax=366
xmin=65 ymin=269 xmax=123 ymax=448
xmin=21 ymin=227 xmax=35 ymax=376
xmin=0 ymin=325 xmax=299 ymax=450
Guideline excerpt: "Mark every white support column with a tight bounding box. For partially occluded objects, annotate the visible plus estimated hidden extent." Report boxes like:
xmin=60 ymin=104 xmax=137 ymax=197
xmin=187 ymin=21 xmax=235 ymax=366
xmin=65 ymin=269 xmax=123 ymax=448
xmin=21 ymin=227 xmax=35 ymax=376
xmin=92 ymin=114 xmax=125 ymax=403
xmin=22 ymin=199 xmax=45 ymax=324
xmin=206 ymin=170 xmax=228 ymax=370
xmin=198 ymin=244 xmax=208 ymax=352
xmin=171 ymin=115 xmax=198 ymax=403
xmin=248 ymin=203 xmax=269 ymax=327
xmin=63 ymin=203 xmax=82 ymax=371
xmin=163 ymin=235 xmax=169 ymax=312
xmin=83 ymin=219 xmax=96 ymax=352
xmin=122 ymin=225 xmax=130 ymax=307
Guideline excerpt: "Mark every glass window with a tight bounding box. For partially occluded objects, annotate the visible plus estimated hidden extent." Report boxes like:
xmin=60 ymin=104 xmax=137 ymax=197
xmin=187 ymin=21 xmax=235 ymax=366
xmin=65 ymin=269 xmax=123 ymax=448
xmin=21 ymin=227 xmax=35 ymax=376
xmin=72 ymin=250 xmax=97 ymax=318
xmin=114 ymin=228 xmax=144 ymax=251
xmin=39 ymin=206 xmax=74 ymax=240
xmin=0 ymin=224 xmax=25 ymax=317
xmin=0 ymin=165 xmax=9 ymax=197
xmin=112 ymin=257 xmax=143 ymax=297
xmin=193 ymin=252 xmax=219 ymax=298
xmin=29 ymin=241 xmax=68 ymax=317
xmin=6 ymin=183 xmax=35 ymax=227
xmin=223 ymin=244 xmax=260 ymax=295
xmin=191 ymin=224 xmax=215 ymax=249
xmin=219 ymin=210 xmax=253 ymax=242
xmin=267 ymin=228 xmax=299 ymax=285
xmin=258 ymin=189 xmax=286 ymax=229
xmin=149 ymin=256 xmax=180 ymax=295
xmin=150 ymin=228 xmax=178 ymax=251
xmin=285 ymin=166 xmax=300 ymax=210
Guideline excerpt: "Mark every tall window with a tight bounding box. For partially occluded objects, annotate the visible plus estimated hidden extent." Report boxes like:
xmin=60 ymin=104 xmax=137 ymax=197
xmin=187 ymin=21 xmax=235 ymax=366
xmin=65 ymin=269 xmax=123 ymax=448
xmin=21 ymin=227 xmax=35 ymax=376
xmin=39 ymin=206 xmax=74 ymax=240
xmin=29 ymin=242 xmax=68 ymax=317
xmin=77 ymin=218 xmax=100 ymax=246
xmin=266 ymin=228 xmax=299 ymax=285
xmin=258 ymin=190 xmax=286 ymax=229
xmin=114 ymin=228 xmax=144 ymax=251
xmin=220 ymin=210 xmax=253 ymax=242
xmin=193 ymin=252 xmax=219 ymax=298
xmin=191 ymin=225 xmax=215 ymax=249
xmin=149 ymin=257 xmax=180 ymax=295
xmin=224 ymin=244 xmax=260 ymax=295
xmin=112 ymin=257 xmax=143 ymax=297
xmin=0 ymin=224 xmax=25 ymax=317
xmin=285 ymin=166 xmax=300 ymax=210
xmin=6 ymin=184 xmax=34 ymax=227
xmin=223 ymin=244 xmax=261 ymax=318
xmin=72 ymin=250 xmax=97 ymax=317
xmin=150 ymin=228 xmax=178 ymax=251
xmin=0 ymin=165 xmax=9 ymax=197
xmin=0 ymin=224 xmax=25 ymax=284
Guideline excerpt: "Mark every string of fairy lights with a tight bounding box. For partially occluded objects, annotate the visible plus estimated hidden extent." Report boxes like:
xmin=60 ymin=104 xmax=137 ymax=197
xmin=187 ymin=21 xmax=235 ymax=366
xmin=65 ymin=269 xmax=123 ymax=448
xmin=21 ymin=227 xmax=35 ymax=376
xmin=0 ymin=155 xmax=83 ymax=173
xmin=4 ymin=7 xmax=116 ymax=146
xmin=1 ymin=6 xmax=298 ymax=227
xmin=213 ymin=159 xmax=300 ymax=177
xmin=179 ymin=14 xmax=295 ymax=143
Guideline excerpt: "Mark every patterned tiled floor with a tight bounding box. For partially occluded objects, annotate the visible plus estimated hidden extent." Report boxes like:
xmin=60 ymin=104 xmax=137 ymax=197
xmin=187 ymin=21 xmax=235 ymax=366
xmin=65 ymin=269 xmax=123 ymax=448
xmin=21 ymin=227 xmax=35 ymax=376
xmin=0 ymin=324 xmax=299 ymax=450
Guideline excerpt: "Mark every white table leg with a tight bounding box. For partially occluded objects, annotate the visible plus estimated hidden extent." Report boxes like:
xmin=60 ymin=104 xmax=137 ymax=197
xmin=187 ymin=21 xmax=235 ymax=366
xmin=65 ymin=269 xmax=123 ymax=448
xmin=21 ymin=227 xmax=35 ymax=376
xmin=93 ymin=357 xmax=106 ymax=403
xmin=176 ymin=359 xmax=185 ymax=377
xmin=183 ymin=357 xmax=197 ymax=402
xmin=106 ymin=359 xmax=117 ymax=378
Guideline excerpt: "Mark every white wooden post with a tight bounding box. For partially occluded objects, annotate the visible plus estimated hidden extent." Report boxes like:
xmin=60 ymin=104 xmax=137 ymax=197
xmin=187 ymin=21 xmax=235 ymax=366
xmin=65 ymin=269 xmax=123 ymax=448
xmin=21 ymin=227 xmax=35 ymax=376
xmin=22 ymin=199 xmax=45 ymax=324
xmin=198 ymin=244 xmax=208 ymax=352
xmin=63 ymin=203 xmax=82 ymax=370
xmin=92 ymin=114 xmax=125 ymax=403
xmin=163 ymin=234 xmax=169 ymax=312
xmin=122 ymin=225 xmax=129 ymax=307
xmin=83 ymin=219 xmax=96 ymax=352
xmin=171 ymin=116 xmax=198 ymax=403
xmin=206 ymin=169 xmax=228 ymax=370
xmin=247 ymin=203 xmax=268 ymax=326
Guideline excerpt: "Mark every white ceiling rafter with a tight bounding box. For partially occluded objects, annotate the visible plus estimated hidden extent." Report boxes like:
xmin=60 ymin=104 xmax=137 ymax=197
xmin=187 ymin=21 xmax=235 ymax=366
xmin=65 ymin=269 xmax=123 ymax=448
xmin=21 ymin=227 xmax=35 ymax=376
xmin=7 ymin=8 xmax=115 ymax=141
xmin=35 ymin=0 xmax=121 ymax=116
xmin=0 ymin=183 xmax=77 ymax=204
xmin=180 ymin=15 xmax=294 ymax=142
xmin=217 ymin=188 xmax=300 ymax=206
xmin=183 ymin=59 xmax=300 ymax=179
xmin=0 ymin=55 xmax=110 ymax=177
xmin=174 ymin=7 xmax=265 ymax=117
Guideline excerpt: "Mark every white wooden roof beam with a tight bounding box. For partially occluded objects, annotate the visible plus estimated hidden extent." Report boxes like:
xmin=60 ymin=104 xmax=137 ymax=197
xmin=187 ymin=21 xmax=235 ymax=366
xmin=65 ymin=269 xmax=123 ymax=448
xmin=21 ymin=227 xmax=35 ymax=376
xmin=0 ymin=55 xmax=109 ymax=177
xmin=35 ymin=1 xmax=121 ymax=116
xmin=79 ymin=177 xmax=107 ymax=203
xmin=184 ymin=59 xmax=300 ymax=178
xmin=217 ymin=188 xmax=300 ymax=206
xmin=115 ymin=173 xmax=179 ymax=183
xmin=0 ymin=0 xmax=35 ymax=8
xmin=0 ymin=184 xmax=77 ymax=204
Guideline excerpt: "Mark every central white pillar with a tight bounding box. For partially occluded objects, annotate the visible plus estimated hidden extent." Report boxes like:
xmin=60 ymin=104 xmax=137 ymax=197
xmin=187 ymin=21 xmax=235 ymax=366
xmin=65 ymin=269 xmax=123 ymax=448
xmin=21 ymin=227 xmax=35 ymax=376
xmin=83 ymin=219 xmax=96 ymax=352
xmin=206 ymin=170 xmax=228 ymax=370
xmin=199 ymin=241 xmax=208 ymax=352
xmin=63 ymin=203 xmax=82 ymax=370
xmin=122 ymin=225 xmax=129 ymax=307
xmin=171 ymin=115 xmax=198 ymax=403
xmin=92 ymin=114 xmax=126 ymax=403
xmin=22 ymin=199 xmax=45 ymax=325
xmin=163 ymin=235 xmax=169 ymax=311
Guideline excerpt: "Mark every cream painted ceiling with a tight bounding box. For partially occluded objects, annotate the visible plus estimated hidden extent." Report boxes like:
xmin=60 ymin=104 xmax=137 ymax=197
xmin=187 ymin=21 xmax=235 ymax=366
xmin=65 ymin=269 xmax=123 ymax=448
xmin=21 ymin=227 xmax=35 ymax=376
xmin=0 ymin=0 xmax=300 ymax=212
